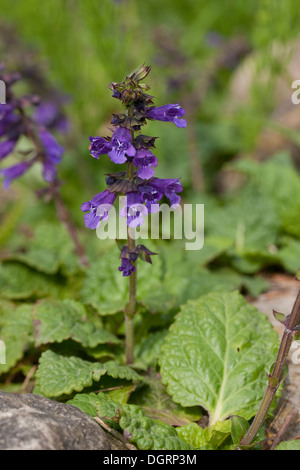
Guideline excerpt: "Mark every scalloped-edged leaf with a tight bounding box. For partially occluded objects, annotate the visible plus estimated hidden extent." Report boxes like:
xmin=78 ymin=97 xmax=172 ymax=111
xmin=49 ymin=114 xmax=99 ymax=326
xmin=3 ymin=222 xmax=79 ymax=275
xmin=159 ymin=291 xmax=279 ymax=424
xmin=0 ymin=262 xmax=66 ymax=299
xmin=67 ymin=392 xmax=120 ymax=427
xmin=0 ymin=304 xmax=34 ymax=374
xmin=33 ymin=299 xmax=120 ymax=347
xmin=131 ymin=375 xmax=202 ymax=427
xmin=80 ymin=251 xmax=163 ymax=315
xmin=35 ymin=350 xmax=143 ymax=397
xmin=119 ymin=404 xmax=195 ymax=450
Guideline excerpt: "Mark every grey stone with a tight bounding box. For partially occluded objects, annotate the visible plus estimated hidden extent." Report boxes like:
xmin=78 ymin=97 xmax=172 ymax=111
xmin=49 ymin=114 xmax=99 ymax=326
xmin=0 ymin=391 xmax=127 ymax=450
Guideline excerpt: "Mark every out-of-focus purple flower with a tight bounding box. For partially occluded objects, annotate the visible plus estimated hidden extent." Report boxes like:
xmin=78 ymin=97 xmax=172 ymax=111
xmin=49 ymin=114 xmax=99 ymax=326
xmin=133 ymin=148 xmax=158 ymax=180
xmin=119 ymin=192 xmax=148 ymax=227
xmin=118 ymin=258 xmax=136 ymax=277
xmin=139 ymin=178 xmax=183 ymax=211
xmin=89 ymin=127 xmax=136 ymax=164
xmin=146 ymin=104 xmax=187 ymax=128
xmin=38 ymin=129 xmax=64 ymax=164
xmin=81 ymin=189 xmax=117 ymax=230
xmin=0 ymin=138 xmax=18 ymax=160
xmin=34 ymin=101 xmax=69 ymax=133
xmin=0 ymin=159 xmax=35 ymax=189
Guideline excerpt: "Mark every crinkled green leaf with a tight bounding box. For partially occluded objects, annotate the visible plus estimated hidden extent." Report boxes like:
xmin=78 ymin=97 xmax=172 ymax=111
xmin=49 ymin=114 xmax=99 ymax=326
xmin=134 ymin=331 xmax=169 ymax=369
xmin=160 ymin=291 xmax=279 ymax=424
xmin=80 ymin=252 xmax=163 ymax=315
xmin=131 ymin=375 xmax=202 ymax=427
xmin=177 ymin=421 xmax=231 ymax=450
xmin=35 ymin=350 xmax=143 ymax=397
xmin=67 ymin=392 xmax=120 ymax=427
xmin=275 ymin=440 xmax=300 ymax=450
xmin=3 ymin=222 xmax=79 ymax=275
xmin=119 ymin=404 xmax=195 ymax=450
xmin=106 ymin=384 xmax=136 ymax=405
xmin=0 ymin=262 xmax=66 ymax=299
xmin=0 ymin=304 xmax=34 ymax=374
xmin=33 ymin=299 xmax=120 ymax=347
xmin=205 ymin=184 xmax=280 ymax=256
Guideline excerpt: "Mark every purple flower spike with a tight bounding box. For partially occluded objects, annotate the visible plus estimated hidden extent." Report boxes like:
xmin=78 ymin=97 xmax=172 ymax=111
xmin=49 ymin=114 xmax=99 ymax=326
xmin=118 ymin=258 xmax=136 ymax=277
xmin=119 ymin=192 xmax=148 ymax=227
xmin=133 ymin=148 xmax=158 ymax=180
xmin=38 ymin=129 xmax=64 ymax=164
xmin=146 ymin=104 xmax=187 ymax=128
xmin=1 ymin=159 xmax=34 ymax=189
xmin=34 ymin=101 xmax=69 ymax=133
xmin=109 ymin=127 xmax=136 ymax=164
xmin=81 ymin=189 xmax=117 ymax=230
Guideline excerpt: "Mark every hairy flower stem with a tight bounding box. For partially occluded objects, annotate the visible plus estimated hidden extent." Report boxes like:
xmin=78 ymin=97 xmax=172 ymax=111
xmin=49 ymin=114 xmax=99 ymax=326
xmin=125 ymin=158 xmax=137 ymax=364
xmin=240 ymin=289 xmax=300 ymax=447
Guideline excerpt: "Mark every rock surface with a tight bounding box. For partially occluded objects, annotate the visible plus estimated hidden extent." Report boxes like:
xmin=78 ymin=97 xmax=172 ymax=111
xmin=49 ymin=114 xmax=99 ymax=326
xmin=0 ymin=391 xmax=127 ymax=450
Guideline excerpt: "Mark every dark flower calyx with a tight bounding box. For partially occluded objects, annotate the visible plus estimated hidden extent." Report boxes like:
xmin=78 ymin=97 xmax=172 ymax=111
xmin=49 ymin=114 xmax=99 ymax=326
xmin=107 ymin=178 xmax=137 ymax=194
xmin=137 ymin=244 xmax=158 ymax=264
xmin=134 ymin=135 xmax=158 ymax=150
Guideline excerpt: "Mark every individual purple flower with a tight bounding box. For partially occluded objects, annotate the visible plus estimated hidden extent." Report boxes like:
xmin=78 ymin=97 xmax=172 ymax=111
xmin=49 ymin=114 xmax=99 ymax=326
xmin=150 ymin=178 xmax=183 ymax=207
xmin=146 ymin=104 xmax=187 ymax=128
xmin=34 ymin=101 xmax=69 ymax=133
xmin=139 ymin=178 xmax=183 ymax=211
xmin=81 ymin=189 xmax=117 ymax=230
xmin=38 ymin=129 xmax=64 ymax=164
xmin=0 ymin=138 xmax=18 ymax=160
xmin=89 ymin=127 xmax=136 ymax=164
xmin=0 ymin=159 xmax=35 ymax=189
xmin=118 ymin=258 xmax=136 ymax=277
xmin=119 ymin=192 xmax=148 ymax=227
xmin=133 ymin=148 xmax=158 ymax=180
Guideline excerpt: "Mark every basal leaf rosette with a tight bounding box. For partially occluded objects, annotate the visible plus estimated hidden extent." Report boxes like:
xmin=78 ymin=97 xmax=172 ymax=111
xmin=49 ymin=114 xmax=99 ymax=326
xmin=159 ymin=291 xmax=279 ymax=424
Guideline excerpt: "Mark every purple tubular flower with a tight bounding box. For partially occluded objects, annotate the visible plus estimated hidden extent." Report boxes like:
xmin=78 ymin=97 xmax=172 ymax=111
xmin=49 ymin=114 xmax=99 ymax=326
xmin=1 ymin=159 xmax=35 ymax=189
xmin=81 ymin=189 xmax=117 ymax=230
xmin=109 ymin=127 xmax=136 ymax=164
xmin=89 ymin=136 xmax=112 ymax=159
xmin=118 ymin=258 xmax=136 ymax=277
xmin=150 ymin=178 xmax=183 ymax=207
xmin=34 ymin=102 xmax=69 ymax=133
xmin=119 ymin=191 xmax=148 ymax=227
xmin=139 ymin=178 xmax=183 ymax=211
xmin=133 ymin=148 xmax=158 ymax=180
xmin=0 ymin=138 xmax=18 ymax=160
xmin=38 ymin=129 xmax=64 ymax=164
xmin=146 ymin=104 xmax=187 ymax=128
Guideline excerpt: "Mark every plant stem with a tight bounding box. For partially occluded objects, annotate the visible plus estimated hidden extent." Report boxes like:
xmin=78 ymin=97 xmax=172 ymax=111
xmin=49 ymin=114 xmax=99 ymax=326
xmin=240 ymin=289 xmax=300 ymax=447
xmin=125 ymin=154 xmax=137 ymax=364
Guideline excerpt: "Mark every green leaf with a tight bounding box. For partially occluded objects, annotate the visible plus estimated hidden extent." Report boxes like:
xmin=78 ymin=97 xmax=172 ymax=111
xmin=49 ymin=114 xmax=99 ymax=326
xmin=0 ymin=304 xmax=34 ymax=374
xmin=177 ymin=421 xmax=231 ymax=450
xmin=33 ymin=299 xmax=120 ymax=347
xmin=119 ymin=404 xmax=195 ymax=450
xmin=35 ymin=350 xmax=143 ymax=397
xmin=3 ymin=222 xmax=79 ymax=275
xmin=105 ymin=384 xmax=136 ymax=405
xmin=159 ymin=291 xmax=279 ymax=424
xmin=134 ymin=330 xmax=169 ymax=369
xmin=230 ymin=415 xmax=250 ymax=446
xmin=205 ymin=184 xmax=280 ymax=256
xmin=275 ymin=440 xmax=300 ymax=450
xmin=80 ymin=251 xmax=164 ymax=315
xmin=131 ymin=375 xmax=202 ymax=427
xmin=67 ymin=392 xmax=120 ymax=427
xmin=0 ymin=262 xmax=66 ymax=300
